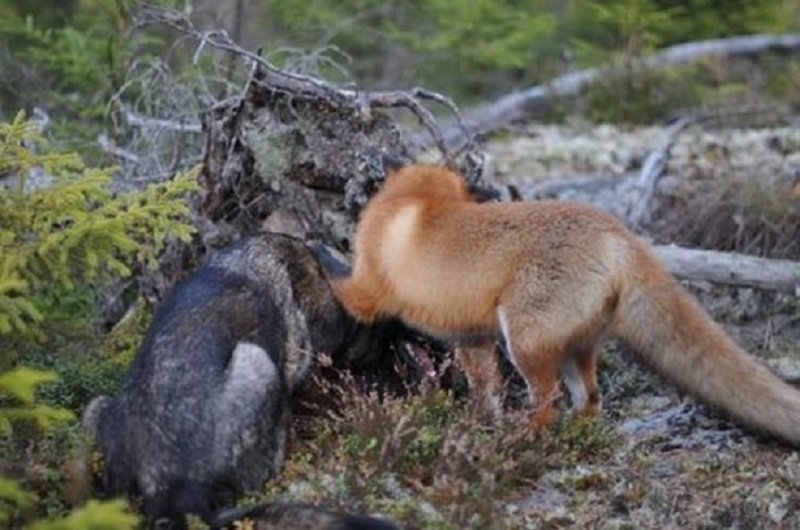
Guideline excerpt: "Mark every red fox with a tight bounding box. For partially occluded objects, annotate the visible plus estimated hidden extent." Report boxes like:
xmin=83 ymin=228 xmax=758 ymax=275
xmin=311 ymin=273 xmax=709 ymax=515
xmin=333 ymin=164 xmax=800 ymax=442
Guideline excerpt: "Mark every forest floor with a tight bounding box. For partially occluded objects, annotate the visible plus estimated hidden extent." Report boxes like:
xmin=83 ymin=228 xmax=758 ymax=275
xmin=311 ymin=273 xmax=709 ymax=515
xmin=262 ymin=123 xmax=800 ymax=530
xmin=8 ymin=124 xmax=800 ymax=529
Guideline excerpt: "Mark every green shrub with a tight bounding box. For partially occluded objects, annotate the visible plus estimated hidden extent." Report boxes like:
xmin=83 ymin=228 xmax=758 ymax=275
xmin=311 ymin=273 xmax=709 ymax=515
xmin=0 ymin=111 xmax=196 ymax=340
xmin=0 ymin=111 xmax=195 ymax=526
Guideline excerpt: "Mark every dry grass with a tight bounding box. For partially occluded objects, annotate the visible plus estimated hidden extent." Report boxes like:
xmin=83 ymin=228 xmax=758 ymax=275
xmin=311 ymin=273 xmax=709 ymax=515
xmin=263 ymin=370 xmax=618 ymax=529
xmin=657 ymin=171 xmax=800 ymax=260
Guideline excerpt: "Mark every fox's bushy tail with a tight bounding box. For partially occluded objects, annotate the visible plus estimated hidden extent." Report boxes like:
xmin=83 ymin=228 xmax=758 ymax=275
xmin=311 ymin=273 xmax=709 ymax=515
xmin=613 ymin=248 xmax=800 ymax=445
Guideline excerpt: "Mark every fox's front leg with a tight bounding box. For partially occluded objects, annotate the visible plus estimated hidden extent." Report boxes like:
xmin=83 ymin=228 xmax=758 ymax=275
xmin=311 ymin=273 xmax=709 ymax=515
xmin=456 ymin=343 xmax=503 ymax=419
xmin=503 ymin=338 xmax=563 ymax=429
xmin=523 ymin=358 xmax=562 ymax=430
xmin=332 ymin=277 xmax=382 ymax=323
xmin=577 ymin=348 xmax=602 ymax=417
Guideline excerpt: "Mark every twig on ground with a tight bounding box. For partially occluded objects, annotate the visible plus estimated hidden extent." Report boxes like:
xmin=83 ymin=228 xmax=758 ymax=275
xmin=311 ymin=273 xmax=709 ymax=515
xmin=97 ymin=133 xmax=141 ymax=164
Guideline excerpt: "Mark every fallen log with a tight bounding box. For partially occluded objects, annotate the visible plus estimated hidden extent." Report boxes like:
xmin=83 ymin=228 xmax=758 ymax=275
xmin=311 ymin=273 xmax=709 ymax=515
xmin=428 ymin=33 xmax=800 ymax=149
xmin=654 ymin=244 xmax=800 ymax=294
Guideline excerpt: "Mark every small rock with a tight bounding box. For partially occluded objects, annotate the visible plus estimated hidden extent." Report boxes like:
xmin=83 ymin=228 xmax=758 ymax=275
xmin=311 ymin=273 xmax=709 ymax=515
xmin=511 ymin=486 xmax=569 ymax=514
xmin=600 ymin=517 xmax=637 ymax=530
xmin=768 ymin=498 xmax=789 ymax=524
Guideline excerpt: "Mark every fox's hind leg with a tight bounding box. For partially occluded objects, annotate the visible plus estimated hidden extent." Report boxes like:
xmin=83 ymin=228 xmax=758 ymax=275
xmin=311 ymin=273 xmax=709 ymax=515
xmin=456 ymin=343 xmax=503 ymax=418
xmin=562 ymin=344 xmax=602 ymax=418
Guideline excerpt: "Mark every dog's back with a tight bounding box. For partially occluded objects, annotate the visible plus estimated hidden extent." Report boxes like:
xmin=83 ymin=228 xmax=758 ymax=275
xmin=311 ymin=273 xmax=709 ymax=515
xmin=84 ymin=233 xmax=353 ymax=526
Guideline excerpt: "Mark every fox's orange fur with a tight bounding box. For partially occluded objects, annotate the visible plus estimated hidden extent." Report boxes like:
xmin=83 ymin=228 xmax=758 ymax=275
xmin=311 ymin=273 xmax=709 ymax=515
xmin=334 ymin=164 xmax=800 ymax=442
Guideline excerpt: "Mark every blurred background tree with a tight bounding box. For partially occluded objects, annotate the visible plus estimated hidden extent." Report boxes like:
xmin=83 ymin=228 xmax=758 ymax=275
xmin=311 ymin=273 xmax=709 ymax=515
xmin=1 ymin=0 xmax=797 ymax=149
xmin=0 ymin=0 xmax=132 ymax=154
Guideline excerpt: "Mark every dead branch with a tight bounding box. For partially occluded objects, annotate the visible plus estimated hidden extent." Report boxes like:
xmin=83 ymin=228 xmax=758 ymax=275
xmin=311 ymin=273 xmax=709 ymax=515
xmin=130 ymin=2 xmax=491 ymax=256
xmin=107 ymin=52 xmax=230 ymax=185
xmin=353 ymin=88 xmax=449 ymax=158
xmin=428 ymin=33 xmax=800 ymax=149
xmin=625 ymin=116 xmax=696 ymax=228
xmin=137 ymin=6 xmax=473 ymax=160
xmin=654 ymin=244 xmax=800 ymax=294
xmin=125 ymin=111 xmax=203 ymax=133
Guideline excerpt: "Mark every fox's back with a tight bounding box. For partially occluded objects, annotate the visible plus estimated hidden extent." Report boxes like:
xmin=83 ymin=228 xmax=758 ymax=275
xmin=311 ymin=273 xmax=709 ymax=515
xmin=384 ymin=198 xmax=632 ymax=277
xmin=368 ymin=196 xmax=634 ymax=334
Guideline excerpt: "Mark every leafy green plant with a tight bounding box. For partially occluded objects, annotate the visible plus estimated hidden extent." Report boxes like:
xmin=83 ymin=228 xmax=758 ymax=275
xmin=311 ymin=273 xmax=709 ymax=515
xmin=391 ymin=0 xmax=554 ymax=70
xmin=0 ymin=0 xmax=185 ymax=162
xmin=0 ymin=368 xmax=73 ymax=432
xmin=568 ymin=0 xmax=795 ymax=65
xmin=0 ymin=476 xmax=36 ymax=526
xmin=24 ymin=351 xmax=126 ymax=414
xmin=0 ymin=1 xmax=126 ymax=156
xmin=0 ymin=368 xmax=73 ymax=524
xmin=31 ymin=500 xmax=138 ymax=530
xmin=571 ymin=0 xmax=682 ymax=64
xmin=654 ymin=0 xmax=798 ymax=43
xmin=3 ymin=485 xmax=139 ymax=530
xmin=0 ymin=111 xmax=195 ymax=526
xmin=0 ymin=368 xmax=136 ymax=527
xmin=265 ymin=0 xmax=555 ymax=99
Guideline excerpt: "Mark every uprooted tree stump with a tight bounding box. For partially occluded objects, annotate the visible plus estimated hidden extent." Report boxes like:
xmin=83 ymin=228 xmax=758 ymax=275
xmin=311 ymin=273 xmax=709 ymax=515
xmin=192 ymin=67 xmax=473 ymax=278
xmin=198 ymin=67 xmax=485 ymax=249
xmin=130 ymin=8 xmax=800 ymax=308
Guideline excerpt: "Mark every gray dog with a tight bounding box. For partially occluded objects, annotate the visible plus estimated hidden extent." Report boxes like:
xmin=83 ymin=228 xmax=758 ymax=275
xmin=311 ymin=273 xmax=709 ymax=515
xmin=83 ymin=233 xmax=396 ymax=529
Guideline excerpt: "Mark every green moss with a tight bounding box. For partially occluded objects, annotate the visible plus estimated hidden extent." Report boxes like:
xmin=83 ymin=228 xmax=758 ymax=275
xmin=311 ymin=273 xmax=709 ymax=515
xmin=103 ymin=300 xmax=152 ymax=368
xmin=552 ymin=416 xmax=619 ymax=462
xmin=246 ymin=128 xmax=300 ymax=190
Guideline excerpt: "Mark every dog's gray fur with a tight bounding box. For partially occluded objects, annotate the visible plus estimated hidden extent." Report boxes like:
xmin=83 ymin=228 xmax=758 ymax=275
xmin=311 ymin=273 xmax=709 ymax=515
xmin=82 ymin=233 xmax=393 ymax=528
